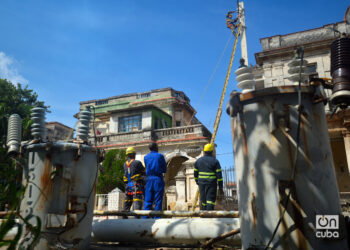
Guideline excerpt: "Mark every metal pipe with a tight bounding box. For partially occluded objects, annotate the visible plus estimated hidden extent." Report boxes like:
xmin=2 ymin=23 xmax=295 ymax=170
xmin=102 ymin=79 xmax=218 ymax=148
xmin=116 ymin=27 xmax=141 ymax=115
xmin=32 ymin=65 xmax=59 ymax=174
xmin=91 ymin=218 xmax=241 ymax=246
xmin=93 ymin=210 xmax=239 ymax=218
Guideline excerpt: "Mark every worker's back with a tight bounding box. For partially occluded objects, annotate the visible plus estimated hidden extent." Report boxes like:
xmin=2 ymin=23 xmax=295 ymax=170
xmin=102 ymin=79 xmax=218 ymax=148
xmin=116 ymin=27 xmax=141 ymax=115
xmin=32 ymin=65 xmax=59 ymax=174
xmin=143 ymin=145 xmax=167 ymax=214
xmin=144 ymin=151 xmax=167 ymax=177
xmin=195 ymin=154 xmax=222 ymax=185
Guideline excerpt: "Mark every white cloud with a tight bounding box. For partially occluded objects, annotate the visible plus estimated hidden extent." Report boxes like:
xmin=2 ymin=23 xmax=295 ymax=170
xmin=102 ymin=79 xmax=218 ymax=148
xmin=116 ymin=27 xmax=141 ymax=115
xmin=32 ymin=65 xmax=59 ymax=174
xmin=0 ymin=51 xmax=28 ymax=85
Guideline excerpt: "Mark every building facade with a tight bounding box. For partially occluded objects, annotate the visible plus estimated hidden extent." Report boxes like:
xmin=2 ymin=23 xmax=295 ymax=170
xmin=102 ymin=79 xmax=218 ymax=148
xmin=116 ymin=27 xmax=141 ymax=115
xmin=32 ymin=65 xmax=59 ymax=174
xmin=251 ymin=20 xmax=350 ymax=197
xmin=79 ymin=87 xmax=211 ymax=210
xmin=46 ymin=122 xmax=74 ymax=141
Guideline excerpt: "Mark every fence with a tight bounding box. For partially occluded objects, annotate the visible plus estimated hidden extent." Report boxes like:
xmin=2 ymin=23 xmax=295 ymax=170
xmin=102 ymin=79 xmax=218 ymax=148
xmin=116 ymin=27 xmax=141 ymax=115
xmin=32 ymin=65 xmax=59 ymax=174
xmin=221 ymin=166 xmax=238 ymax=210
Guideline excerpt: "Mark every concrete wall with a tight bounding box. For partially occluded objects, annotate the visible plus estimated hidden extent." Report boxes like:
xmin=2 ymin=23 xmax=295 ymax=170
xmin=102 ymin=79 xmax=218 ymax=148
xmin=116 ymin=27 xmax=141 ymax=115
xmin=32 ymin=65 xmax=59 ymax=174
xmin=255 ymin=48 xmax=331 ymax=88
xmin=46 ymin=123 xmax=73 ymax=141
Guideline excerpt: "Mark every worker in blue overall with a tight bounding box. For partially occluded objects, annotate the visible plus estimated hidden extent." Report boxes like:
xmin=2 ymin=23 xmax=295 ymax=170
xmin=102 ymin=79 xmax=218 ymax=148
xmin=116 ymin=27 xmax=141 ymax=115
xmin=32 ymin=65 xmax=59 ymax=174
xmin=194 ymin=144 xmax=224 ymax=210
xmin=123 ymin=147 xmax=145 ymax=211
xmin=143 ymin=142 xmax=167 ymax=216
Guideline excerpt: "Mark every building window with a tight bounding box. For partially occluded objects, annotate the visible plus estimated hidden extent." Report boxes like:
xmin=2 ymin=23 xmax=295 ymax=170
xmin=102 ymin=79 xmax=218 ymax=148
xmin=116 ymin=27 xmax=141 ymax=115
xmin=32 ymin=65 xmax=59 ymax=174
xmin=154 ymin=117 xmax=159 ymax=129
xmin=176 ymin=121 xmax=181 ymax=127
xmin=136 ymin=93 xmax=151 ymax=99
xmin=307 ymin=63 xmax=318 ymax=80
xmin=118 ymin=115 xmax=142 ymax=132
xmin=95 ymin=100 xmax=108 ymax=105
xmin=161 ymin=119 xmax=168 ymax=128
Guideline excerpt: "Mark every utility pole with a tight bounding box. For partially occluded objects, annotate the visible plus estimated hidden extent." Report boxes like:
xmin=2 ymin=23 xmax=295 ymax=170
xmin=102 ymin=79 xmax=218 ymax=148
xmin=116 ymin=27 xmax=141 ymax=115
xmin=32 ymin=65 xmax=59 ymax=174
xmin=239 ymin=2 xmax=248 ymax=65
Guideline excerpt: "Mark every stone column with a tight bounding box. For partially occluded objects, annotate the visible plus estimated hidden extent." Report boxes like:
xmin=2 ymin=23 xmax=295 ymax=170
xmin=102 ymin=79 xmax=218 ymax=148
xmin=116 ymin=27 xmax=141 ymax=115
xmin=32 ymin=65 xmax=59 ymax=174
xmin=183 ymin=158 xmax=196 ymax=203
xmin=263 ymin=63 xmax=273 ymax=88
xmin=97 ymin=196 xmax=104 ymax=211
xmin=174 ymin=171 xmax=186 ymax=210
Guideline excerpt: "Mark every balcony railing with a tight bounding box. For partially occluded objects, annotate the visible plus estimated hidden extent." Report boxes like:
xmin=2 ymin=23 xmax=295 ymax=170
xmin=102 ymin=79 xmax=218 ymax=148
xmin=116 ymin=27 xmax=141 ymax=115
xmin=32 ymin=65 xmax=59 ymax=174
xmin=91 ymin=124 xmax=211 ymax=146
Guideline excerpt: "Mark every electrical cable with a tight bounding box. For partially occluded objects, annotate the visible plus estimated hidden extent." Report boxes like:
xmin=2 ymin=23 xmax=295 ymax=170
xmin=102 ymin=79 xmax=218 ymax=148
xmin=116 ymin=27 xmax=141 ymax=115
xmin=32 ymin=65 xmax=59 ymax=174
xmin=163 ymin=32 xmax=234 ymax=191
xmin=195 ymin=33 xmax=233 ymax=110
xmin=264 ymin=47 xmax=305 ymax=249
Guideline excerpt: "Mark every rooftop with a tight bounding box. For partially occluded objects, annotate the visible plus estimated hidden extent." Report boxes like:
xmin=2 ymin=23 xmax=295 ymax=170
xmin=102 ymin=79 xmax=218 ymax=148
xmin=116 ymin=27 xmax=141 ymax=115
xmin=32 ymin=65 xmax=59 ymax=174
xmin=46 ymin=121 xmax=74 ymax=130
xmin=80 ymin=87 xmax=190 ymax=105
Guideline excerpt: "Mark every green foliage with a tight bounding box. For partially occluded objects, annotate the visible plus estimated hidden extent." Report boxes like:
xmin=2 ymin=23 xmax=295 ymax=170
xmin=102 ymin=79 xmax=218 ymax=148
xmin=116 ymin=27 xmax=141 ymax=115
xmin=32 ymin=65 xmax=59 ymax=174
xmin=97 ymin=149 xmax=126 ymax=194
xmin=0 ymin=79 xmax=48 ymax=248
xmin=0 ymin=79 xmax=49 ymax=209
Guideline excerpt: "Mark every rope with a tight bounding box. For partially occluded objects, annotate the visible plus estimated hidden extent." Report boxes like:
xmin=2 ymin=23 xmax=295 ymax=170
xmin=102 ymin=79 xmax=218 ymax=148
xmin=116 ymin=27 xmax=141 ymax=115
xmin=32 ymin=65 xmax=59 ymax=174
xmin=192 ymin=24 xmax=242 ymax=211
xmin=195 ymin=33 xmax=233 ymax=111
xmin=163 ymin=32 xmax=234 ymax=193
xmin=211 ymin=24 xmax=242 ymax=144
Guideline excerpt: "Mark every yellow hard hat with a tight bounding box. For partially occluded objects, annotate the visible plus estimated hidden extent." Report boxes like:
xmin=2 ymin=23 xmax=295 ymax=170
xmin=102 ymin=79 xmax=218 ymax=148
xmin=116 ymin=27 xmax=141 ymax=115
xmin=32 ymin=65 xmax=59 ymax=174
xmin=126 ymin=147 xmax=136 ymax=155
xmin=203 ymin=143 xmax=214 ymax=152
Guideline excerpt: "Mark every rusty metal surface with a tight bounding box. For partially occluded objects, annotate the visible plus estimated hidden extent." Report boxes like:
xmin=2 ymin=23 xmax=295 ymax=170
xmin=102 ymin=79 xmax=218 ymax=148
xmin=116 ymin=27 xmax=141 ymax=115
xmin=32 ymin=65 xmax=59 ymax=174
xmin=91 ymin=218 xmax=241 ymax=246
xmin=237 ymin=85 xmax=315 ymax=103
xmin=93 ymin=210 xmax=239 ymax=218
xmin=19 ymin=142 xmax=98 ymax=249
xmin=227 ymin=85 xmax=348 ymax=249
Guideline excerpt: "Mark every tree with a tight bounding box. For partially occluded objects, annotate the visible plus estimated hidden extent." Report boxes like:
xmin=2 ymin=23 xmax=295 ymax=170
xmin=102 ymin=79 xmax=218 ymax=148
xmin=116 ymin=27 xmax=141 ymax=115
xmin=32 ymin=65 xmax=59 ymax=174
xmin=0 ymin=79 xmax=48 ymax=248
xmin=97 ymin=149 xmax=126 ymax=194
xmin=0 ymin=79 xmax=49 ymax=209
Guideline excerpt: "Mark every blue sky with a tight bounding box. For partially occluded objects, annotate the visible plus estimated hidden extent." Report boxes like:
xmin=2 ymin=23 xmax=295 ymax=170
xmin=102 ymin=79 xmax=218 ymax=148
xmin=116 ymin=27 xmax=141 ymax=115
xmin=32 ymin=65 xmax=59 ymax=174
xmin=0 ymin=0 xmax=348 ymax=169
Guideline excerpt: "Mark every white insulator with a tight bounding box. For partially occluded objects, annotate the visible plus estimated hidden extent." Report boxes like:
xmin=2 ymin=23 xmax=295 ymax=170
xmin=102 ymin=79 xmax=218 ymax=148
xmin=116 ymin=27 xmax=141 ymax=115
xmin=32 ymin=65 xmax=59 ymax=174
xmin=77 ymin=109 xmax=92 ymax=141
xmin=31 ymin=107 xmax=46 ymax=139
xmin=287 ymin=58 xmax=309 ymax=83
xmin=6 ymin=114 xmax=22 ymax=156
xmin=235 ymin=66 xmax=255 ymax=93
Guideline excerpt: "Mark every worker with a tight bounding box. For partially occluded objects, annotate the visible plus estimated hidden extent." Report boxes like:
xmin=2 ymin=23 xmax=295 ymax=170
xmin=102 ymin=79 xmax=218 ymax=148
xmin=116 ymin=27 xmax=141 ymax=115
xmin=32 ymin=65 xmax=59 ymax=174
xmin=226 ymin=10 xmax=239 ymax=34
xmin=143 ymin=142 xmax=167 ymax=216
xmin=194 ymin=143 xmax=224 ymax=210
xmin=123 ymin=147 xmax=145 ymax=212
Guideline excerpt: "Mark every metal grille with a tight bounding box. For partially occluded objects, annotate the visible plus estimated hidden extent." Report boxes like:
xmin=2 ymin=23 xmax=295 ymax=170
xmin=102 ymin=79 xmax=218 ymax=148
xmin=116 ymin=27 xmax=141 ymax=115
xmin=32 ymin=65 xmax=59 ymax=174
xmin=221 ymin=166 xmax=238 ymax=210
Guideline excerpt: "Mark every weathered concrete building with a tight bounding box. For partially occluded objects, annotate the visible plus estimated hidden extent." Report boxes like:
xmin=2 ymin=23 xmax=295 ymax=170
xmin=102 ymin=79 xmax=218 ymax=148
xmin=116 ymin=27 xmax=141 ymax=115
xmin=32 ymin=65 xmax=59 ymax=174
xmin=79 ymin=87 xmax=211 ymax=210
xmin=251 ymin=20 xmax=350 ymax=196
xmin=46 ymin=121 xmax=74 ymax=141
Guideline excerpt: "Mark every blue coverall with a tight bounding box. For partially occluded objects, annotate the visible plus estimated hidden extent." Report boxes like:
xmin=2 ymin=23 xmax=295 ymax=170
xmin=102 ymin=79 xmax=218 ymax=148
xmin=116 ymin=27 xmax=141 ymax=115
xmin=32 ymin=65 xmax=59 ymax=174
xmin=143 ymin=151 xmax=167 ymax=212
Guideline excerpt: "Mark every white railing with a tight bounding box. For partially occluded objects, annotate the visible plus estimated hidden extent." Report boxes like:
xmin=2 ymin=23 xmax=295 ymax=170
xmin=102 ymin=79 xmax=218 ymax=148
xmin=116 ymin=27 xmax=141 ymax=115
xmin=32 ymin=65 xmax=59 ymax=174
xmin=92 ymin=124 xmax=210 ymax=145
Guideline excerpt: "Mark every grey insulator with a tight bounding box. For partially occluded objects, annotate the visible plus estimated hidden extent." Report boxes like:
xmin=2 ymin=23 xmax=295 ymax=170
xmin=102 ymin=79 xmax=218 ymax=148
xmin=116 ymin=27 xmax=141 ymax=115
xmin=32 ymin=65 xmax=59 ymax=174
xmin=235 ymin=66 xmax=255 ymax=93
xmin=7 ymin=114 xmax=22 ymax=156
xmin=77 ymin=108 xmax=92 ymax=141
xmin=31 ymin=107 xmax=46 ymax=139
